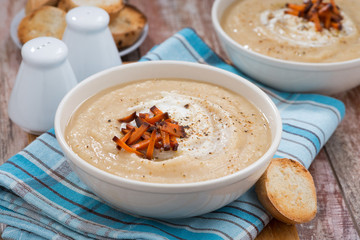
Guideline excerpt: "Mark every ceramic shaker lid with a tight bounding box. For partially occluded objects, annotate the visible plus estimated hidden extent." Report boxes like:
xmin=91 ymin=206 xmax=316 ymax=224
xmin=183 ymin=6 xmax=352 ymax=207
xmin=66 ymin=6 xmax=109 ymax=32
xmin=21 ymin=37 xmax=68 ymax=68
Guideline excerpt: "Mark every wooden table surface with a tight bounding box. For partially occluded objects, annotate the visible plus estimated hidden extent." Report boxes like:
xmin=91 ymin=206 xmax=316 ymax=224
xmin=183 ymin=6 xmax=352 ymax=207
xmin=1 ymin=0 xmax=360 ymax=239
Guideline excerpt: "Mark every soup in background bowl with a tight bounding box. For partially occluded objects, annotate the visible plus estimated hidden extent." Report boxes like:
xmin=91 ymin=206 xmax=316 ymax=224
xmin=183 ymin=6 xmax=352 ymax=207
xmin=212 ymin=0 xmax=360 ymax=94
xmin=221 ymin=0 xmax=360 ymax=63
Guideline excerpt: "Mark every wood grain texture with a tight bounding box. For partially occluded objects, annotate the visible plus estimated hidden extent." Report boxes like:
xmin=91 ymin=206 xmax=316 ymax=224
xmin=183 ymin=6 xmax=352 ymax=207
xmin=0 ymin=0 xmax=28 ymax=163
xmin=298 ymin=150 xmax=360 ymax=239
xmin=327 ymin=87 xmax=360 ymax=232
xmin=0 ymin=0 xmax=359 ymax=239
xmin=256 ymin=220 xmax=299 ymax=240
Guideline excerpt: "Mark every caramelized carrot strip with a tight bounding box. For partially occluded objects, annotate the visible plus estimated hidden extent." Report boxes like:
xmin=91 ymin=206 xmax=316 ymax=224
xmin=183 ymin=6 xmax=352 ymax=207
xmin=161 ymin=130 xmax=171 ymax=151
xmin=121 ymin=128 xmax=129 ymax=134
xmin=139 ymin=113 xmax=150 ymax=119
xmin=318 ymin=3 xmax=331 ymax=16
xmin=126 ymin=124 xmax=135 ymax=130
xmin=147 ymin=112 xmax=169 ymax=124
xmin=324 ymin=12 xmax=332 ymax=29
xmin=165 ymin=118 xmax=178 ymax=124
xmin=131 ymin=139 xmax=150 ymax=150
xmin=304 ymin=1 xmax=313 ymax=13
xmin=331 ymin=22 xmax=342 ymax=30
xmin=330 ymin=12 xmax=342 ymax=22
xmin=311 ymin=12 xmax=322 ymax=31
xmin=116 ymin=128 xmax=134 ymax=149
xmin=141 ymin=132 xmax=150 ymax=139
xmin=122 ymin=124 xmax=135 ymax=134
xmin=113 ymin=136 xmax=144 ymax=156
xmin=330 ymin=0 xmax=339 ymax=15
xmin=169 ymin=135 xmax=179 ymax=151
xmin=146 ymin=130 xmax=157 ymax=159
xmin=150 ymin=105 xmax=163 ymax=115
xmin=286 ymin=3 xmax=306 ymax=11
xmin=159 ymin=121 xmax=186 ymax=138
xmin=122 ymin=128 xmax=134 ymax=142
xmin=132 ymin=133 xmax=162 ymax=150
xmin=127 ymin=122 xmax=150 ymax=144
xmin=118 ymin=112 xmax=137 ymax=123
xmin=141 ymin=132 xmax=163 ymax=148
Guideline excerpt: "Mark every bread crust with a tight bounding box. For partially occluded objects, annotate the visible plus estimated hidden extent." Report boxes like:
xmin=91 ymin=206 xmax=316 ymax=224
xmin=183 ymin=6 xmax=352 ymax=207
xmin=63 ymin=0 xmax=124 ymax=18
xmin=25 ymin=0 xmax=60 ymax=15
xmin=57 ymin=0 xmax=70 ymax=12
xmin=18 ymin=6 xmax=66 ymax=45
xmin=255 ymin=158 xmax=317 ymax=225
xmin=109 ymin=4 xmax=147 ymax=50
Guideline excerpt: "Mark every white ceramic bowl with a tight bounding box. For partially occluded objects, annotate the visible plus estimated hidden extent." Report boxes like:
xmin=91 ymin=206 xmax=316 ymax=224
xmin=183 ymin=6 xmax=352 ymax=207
xmin=55 ymin=61 xmax=282 ymax=218
xmin=212 ymin=0 xmax=360 ymax=94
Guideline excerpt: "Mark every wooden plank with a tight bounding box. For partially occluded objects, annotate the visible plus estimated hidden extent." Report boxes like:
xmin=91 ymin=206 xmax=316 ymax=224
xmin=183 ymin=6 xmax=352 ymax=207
xmin=0 ymin=0 xmax=27 ymax=236
xmin=256 ymin=219 xmax=299 ymax=240
xmin=297 ymin=149 xmax=360 ymax=239
xmin=0 ymin=0 xmax=28 ymax=165
xmin=326 ymin=87 xmax=360 ymax=232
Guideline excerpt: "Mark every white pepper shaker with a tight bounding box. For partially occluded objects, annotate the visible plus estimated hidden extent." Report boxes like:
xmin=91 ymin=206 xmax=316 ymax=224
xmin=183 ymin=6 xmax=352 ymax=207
xmin=8 ymin=37 xmax=78 ymax=135
xmin=62 ymin=6 xmax=122 ymax=82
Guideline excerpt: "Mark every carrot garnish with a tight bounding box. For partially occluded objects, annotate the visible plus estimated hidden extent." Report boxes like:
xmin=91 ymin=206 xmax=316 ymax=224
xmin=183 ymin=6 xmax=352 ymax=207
xmin=139 ymin=113 xmax=150 ymax=119
xmin=127 ymin=122 xmax=150 ymax=145
xmin=134 ymin=115 xmax=145 ymax=127
xmin=285 ymin=0 xmax=343 ymax=31
xmin=112 ymin=136 xmax=144 ymax=157
xmin=115 ymin=128 xmax=134 ymax=149
xmin=118 ymin=112 xmax=136 ymax=123
xmin=161 ymin=130 xmax=171 ymax=151
xmin=113 ymin=105 xmax=187 ymax=160
xmin=131 ymin=139 xmax=150 ymax=150
xmin=146 ymin=130 xmax=157 ymax=159
xmin=159 ymin=121 xmax=186 ymax=138
xmin=146 ymin=112 xmax=169 ymax=124
xmin=169 ymin=135 xmax=179 ymax=151
xmin=150 ymin=105 xmax=163 ymax=115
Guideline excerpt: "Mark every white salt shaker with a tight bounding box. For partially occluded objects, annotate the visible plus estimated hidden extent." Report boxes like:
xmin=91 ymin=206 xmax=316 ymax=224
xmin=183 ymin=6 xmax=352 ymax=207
xmin=8 ymin=37 xmax=78 ymax=135
xmin=62 ymin=6 xmax=122 ymax=82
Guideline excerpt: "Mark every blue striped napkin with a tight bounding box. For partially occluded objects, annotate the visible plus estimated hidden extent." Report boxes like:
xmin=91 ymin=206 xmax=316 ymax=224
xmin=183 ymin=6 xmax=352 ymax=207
xmin=0 ymin=28 xmax=345 ymax=240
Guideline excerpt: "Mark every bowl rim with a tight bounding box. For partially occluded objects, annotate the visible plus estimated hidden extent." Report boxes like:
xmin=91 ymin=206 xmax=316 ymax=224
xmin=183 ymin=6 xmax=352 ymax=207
xmin=211 ymin=0 xmax=360 ymax=69
xmin=55 ymin=60 xmax=282 ymax=193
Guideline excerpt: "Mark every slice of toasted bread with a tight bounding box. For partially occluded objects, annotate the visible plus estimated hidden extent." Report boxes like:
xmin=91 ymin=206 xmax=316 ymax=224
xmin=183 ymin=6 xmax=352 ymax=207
xmin=63 ymin=0 xmax=124 ymax=17
xmin=255 ymin=158 xmax=317 ymax=225
xmin=25 ymin=0 xmax=60 ymax=15
xmin=18 ymin=6 xmax=66 ymax=45
xmin=109 ymin=4 xmax=147 ymax=50
xmin=57 ymin=0 xmax=70 ymax=12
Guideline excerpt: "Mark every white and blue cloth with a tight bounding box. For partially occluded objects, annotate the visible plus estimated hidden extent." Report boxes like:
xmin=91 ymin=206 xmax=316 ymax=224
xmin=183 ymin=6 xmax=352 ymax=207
xmin=0 ymin=28 xmax=345 ymax=240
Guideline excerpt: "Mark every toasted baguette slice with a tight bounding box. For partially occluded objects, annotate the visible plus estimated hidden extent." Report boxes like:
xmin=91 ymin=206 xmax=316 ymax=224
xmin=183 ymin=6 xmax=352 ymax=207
xmin=18 ymin=6 xmax=66 ymax=45
xmin=63 ymin=0 xmax=124 ymax=17
xmin=25 ymin=0 xmax=60 ymax=15
xmin=109 ymin=4 xmax=147 ymax=50
xmin=255 ymin=158 xmax=317 ymax=225
xmin=57 ymin=0 xmax=70 ymax=12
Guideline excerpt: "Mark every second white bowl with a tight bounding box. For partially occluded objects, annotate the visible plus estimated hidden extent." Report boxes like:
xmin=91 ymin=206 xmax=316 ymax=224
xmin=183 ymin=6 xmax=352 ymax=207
xmin=212 ymin=0 xmax=360 ymax=94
